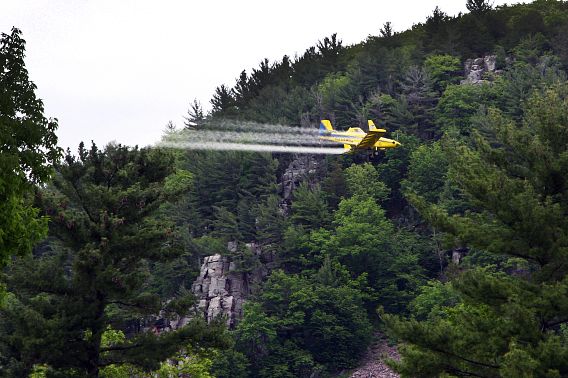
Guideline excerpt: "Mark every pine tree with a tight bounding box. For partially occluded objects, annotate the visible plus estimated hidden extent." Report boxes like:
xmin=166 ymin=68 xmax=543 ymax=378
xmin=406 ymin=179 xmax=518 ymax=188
xmin=210 ymin=85 xmax=237 ymax=117
xmin=466 ymin=0 xmax=492 ymax=15
xmin=290 ymin=182 xmax=330 ymax=230
xmin=0 ymin=143 xmax=229 ymax=376
xmin=255 ymin=194 xmax=287 ymax=253
xmin=380 ymin=22 xmax=394 ymax=38
xmin=233 ymin=70 xmax=255 ymax=109
xmin=385 ymin=85 xmax=568 ymax=376
xmin=183 ymin=99 xmax=204 ymax=130
xmin=321 ymin=160 xmax=348 ymax=210
xmin=400 ymin=66 xmax=438 ymax=139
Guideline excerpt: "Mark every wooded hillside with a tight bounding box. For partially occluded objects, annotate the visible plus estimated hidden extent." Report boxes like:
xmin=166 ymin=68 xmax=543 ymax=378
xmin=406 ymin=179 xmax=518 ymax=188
xmin=2 ymin=1 xmax=568 ymax=376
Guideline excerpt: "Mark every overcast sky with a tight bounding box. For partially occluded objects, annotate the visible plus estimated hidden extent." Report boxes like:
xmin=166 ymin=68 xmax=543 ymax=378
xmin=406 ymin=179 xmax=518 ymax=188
xmin=3 ymin=0 xmax=517 ymax=150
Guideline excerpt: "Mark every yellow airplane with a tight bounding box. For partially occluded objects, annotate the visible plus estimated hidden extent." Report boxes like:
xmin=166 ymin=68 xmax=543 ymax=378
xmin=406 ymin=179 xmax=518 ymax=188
xmin=319 ymin=119 xmax=401 ymax=154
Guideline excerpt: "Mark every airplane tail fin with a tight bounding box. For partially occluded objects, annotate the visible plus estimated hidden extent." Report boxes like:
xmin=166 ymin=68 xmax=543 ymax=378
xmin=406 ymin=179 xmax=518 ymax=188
xmin=319 ymin=120 xmax=333 ymax=135
xmin=368 ymin=120 xmax=377 ymax=131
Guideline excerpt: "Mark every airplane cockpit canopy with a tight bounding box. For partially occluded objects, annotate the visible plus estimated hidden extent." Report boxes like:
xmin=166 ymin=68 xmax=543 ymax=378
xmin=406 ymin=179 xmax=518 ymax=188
xmin=347 ymin=127 xmax=365 ymax=133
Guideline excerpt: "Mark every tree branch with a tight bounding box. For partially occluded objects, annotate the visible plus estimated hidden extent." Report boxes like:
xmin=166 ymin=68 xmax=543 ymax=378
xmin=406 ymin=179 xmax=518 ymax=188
xmin=426 ymin=345 xmax=500 ymax=371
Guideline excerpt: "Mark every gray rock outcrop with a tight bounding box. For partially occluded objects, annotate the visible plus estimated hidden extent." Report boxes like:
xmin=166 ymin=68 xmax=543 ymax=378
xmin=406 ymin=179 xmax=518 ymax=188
xmin=189 ymin=242 xmax=275 ymax=328
xmin=461 ymin=55 xmax=498 ymax=84
xmin=279 ymin=155 xmax=324 ymax=214
xmin=191 ymin=253 xmax=248 ymax=328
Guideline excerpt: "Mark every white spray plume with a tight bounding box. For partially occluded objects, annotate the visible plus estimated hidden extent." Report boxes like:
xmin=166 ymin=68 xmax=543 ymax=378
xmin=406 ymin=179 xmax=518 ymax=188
xmin=158 ymin=141 xmax=345 ymax=154
xmin=157 ymin=120 xmax=345 ymax=155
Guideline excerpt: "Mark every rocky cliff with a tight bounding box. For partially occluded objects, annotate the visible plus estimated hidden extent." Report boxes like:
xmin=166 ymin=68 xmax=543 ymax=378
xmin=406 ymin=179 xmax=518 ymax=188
xmin=461 ymin=55 xmax=500 ymax=84
xmin=279 ymin=154 xmax=325 ymax=214
xmin=173 ymin=155 xmax=326 ymax=328
xmin=189 ymin=241 xmax=277 ymax=328
xmin=190 ymin=253 xmax=247 ymax=328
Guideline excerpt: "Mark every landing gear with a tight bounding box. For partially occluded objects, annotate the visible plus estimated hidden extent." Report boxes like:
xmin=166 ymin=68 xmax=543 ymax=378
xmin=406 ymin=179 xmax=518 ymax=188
xmin=368 ymin=149 xmax=384 ymax=160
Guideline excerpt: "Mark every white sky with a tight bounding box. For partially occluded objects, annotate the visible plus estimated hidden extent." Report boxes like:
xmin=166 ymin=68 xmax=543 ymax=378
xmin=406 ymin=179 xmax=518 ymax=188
xmin=2 ymin=0 xmax=516 ymax=150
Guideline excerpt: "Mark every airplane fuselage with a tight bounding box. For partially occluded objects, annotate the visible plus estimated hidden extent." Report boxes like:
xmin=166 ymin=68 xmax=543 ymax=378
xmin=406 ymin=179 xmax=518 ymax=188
xmin=319 ymin=126 xmax=401 ymax=152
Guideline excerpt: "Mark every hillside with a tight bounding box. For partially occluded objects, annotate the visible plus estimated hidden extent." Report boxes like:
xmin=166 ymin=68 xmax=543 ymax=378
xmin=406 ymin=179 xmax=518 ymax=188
xmin=1 ymin=0 xmax=568 ymax=377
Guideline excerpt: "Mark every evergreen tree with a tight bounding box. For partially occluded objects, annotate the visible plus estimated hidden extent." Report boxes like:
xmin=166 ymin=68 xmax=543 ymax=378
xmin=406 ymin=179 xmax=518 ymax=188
xmin=233 ymin=70 xmax=258 ymax=109
xmin=423 ymin=6 xmax=453 ymax=53
xmin=251 ymin=59 xmax=273 ymax=92
xmin=210 ymin=85 xmax=237 ymax=117
xmin=380 ymin=22 xmax=394 ymax=38
xmin=0 ymin=143 xmax=228 ymax=376
xmin=385 ymin=85 xmax=568 ymax=376
xmin=183 ymin=98 xmax=204 ymax=130
xmin=255 ymin=195 xmax=287 ymax=253
xmin=321 ymin=160 xmax=348 ymax=210
xmin=237 ymin=198 xmax=256 ymax=242
xmin=316 ymin=33 xmax=344 ymax=74
xmin=423 ymin=55 xmax=462 ymax=93
xmin=466 ymin=0 xmax=493 ymax=15
xmin=211 ymin=206 xmax=240 ymax=242
xmin=402 ymin=142 xmax=448 ymax=204
xmin=400 ymin=66 xmax=438 ymax=139
xmin=344 ymin=163 xmax=390 ymax=202
xmin=312 ymin=195 xmax=425 ymax=313
xmin=290 ymin=182 xmax=330 ymax=230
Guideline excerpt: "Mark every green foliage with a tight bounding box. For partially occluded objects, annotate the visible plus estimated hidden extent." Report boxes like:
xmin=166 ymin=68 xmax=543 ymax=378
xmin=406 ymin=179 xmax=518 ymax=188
xmin=163 ymin=169 xmax=193 ymax=197
xmin=409 ymin=281 xmax=460 ymax=320
xmin=210 ymin=348 xmax=250 ymax=378
xmin=6 ymin=2 xmax=568 ymax=377
xmin=423 ymin=55 xmax=462 ymax=92
xmin=211 ymin=206 xmax=240 ymax=241
xmin=0 ymin=144 xmax=229 ymax=376
xmin=98 ymin=329 xmax=223 ymax=378
xmin=399 ymin=66 xmax=439 ymax=139
xmin=496 ymin=54 xmax=566 ymax=119
xmin=184 ymin=150 xmax=277 ymax=240
xmin=386 ymin=85 xmax=568 ymax=376
xmin=154 ymin=350 xmax=216 ymax=378
xmin=255 ymin=194 xmax=287 ymax=253
xmin=235 ymin=271 xmax=372 ymax=376
xmin=316 ymin=73 xmax=352 ymax=119
xmin=344 ymin=163 xmax=390 ymax=201
xmin=435 ymin=83 xmax=498 ymax=134
xmin=466 ymin=0 xmax=492 ymax=15
xmin=0 ymin=28 xmax=61 ymax=268
xmin=308 ymin=195 xmax=426 ymax=313
xmin=290 ymin=182 xmax=330 ymax=230
xmin=402 ymin=142 xmax=448 ymax=203
xmin=376 ymin=132 xmax=421 ymax=210
xmin=320 ymin=160 xmax=348 ymax=209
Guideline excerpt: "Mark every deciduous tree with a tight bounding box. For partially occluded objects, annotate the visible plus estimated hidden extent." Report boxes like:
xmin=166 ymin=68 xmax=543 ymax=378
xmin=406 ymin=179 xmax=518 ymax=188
xmin=0 ymin=28 xmax=60 ymax=268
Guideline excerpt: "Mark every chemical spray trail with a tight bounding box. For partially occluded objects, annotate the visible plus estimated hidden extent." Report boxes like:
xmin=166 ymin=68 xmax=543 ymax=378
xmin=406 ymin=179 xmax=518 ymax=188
xmin=158 ymin=141 xmax=345 ymax=154
xmin=157 ymin=120 xmax=345 ymax=155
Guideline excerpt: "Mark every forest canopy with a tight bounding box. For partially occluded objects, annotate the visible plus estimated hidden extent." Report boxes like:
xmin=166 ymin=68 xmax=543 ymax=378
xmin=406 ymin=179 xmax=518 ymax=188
xmin=2 ymin=0 xmax=568 ymax=377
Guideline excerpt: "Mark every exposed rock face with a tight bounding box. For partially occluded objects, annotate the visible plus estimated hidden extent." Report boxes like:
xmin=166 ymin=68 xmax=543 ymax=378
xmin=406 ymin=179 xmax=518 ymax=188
xmin=461 ymin=55 xmax=498 ymax=85
xmin=451 ymin=247 xmax=469 ymax=265
xmin=188 ymin=242 xmax=276 ymax=328
xmin=190 ymin=253 xmax=247 ymax=328
xmin=279 ymin=155 xmax=324 ymax=214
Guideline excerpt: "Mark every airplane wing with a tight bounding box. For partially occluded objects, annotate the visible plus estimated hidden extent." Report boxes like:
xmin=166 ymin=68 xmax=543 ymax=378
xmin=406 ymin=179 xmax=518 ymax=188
xmin=353 ymin=130 xmax=385 ymax=149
